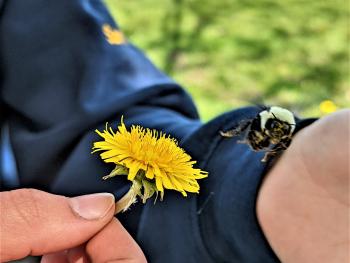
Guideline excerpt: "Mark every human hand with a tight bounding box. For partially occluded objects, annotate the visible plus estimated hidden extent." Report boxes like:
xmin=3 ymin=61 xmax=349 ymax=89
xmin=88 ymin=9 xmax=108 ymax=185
xmin=0 ymin=189 xmax=147 ymax=262
xmin=257 ymin=109 xmax=349 ymax=262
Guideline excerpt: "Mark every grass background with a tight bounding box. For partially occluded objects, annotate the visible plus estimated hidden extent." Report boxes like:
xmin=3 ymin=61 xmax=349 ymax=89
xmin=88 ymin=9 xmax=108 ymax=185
xmin=105 ymin=0 xmax=349 ymax=121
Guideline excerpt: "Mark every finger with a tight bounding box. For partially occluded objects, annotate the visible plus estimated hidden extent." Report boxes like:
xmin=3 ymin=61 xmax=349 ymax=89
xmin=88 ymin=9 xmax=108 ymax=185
xmin=0 ymin=189 xmax=115 ymax=262
xmin=41 ymin=245 xmax=89 ymax=263
xmin=86 ymin=218 xmax=147 ymax=263
xmin=40 ymin=251 xmax=69 ymax=263
xmin=67 ymin=245 xmax=90 ymax=263
xmin=45 ymin=220 xmax=147 ymax=263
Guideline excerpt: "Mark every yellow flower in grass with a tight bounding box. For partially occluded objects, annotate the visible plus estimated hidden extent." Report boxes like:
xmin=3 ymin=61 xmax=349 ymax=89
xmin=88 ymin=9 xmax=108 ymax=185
xmin=319 ymin=100 xmax=337 ymax=115
xmin=92 ymin=118 xmax=208 ymax=213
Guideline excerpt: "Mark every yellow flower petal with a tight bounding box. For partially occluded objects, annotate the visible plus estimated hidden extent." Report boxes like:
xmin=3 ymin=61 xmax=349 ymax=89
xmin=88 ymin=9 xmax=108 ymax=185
xmin=93 ymin=118 xmax=208 ymax=197
xmin=155 ymin=176 xmax=164 ymax=193
xmin=128 ymin=161 xmax=141 ymax=181
xmin=145 ymin=166 xmax=155 ymax=179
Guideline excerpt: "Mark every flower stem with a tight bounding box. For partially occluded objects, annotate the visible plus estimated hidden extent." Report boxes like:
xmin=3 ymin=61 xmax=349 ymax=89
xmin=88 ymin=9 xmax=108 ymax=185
xmin=114 ymin=180 xmax=142 ymax=214
xmin=114 ymin=189 xmax=136 ymax=214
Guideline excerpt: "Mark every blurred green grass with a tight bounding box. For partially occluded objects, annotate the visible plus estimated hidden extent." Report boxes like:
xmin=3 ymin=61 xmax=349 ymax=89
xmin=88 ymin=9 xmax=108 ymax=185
xmin=105 ymin=0 xmax=349 ymax=121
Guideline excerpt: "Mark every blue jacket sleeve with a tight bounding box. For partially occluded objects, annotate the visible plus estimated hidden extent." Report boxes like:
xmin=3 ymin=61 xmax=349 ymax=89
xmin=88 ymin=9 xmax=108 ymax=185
xmin=1 ymin=1 xmax=317 ymax=262
xmin=0 ymin=0 xmax=199 ymax=192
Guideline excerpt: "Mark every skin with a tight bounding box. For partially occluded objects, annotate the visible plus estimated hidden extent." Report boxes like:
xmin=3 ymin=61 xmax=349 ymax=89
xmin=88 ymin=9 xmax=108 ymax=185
xmin=0 ymin=189 xmax=147 ymax=263
xmin=257 ymin=109 xmax=350 ymax=263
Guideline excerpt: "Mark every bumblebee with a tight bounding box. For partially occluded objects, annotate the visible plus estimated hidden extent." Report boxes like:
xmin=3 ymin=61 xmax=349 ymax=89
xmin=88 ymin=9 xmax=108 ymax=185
xmin=220 ymin=106 xmax=296 ymax=162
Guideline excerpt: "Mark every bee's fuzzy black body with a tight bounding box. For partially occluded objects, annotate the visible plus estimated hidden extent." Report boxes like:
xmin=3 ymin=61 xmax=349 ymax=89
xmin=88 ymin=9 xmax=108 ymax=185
xmin=220 ymin=106 xmax=296 ymax=162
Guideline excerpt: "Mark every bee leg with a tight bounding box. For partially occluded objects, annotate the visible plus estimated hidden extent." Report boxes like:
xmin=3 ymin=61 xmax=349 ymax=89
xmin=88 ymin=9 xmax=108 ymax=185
xmin=262 ymin=151 xmax=277 ymax=162
xmin=261 ymin=144 xmax=283 ymax=162
xmin=220 ymin=130 xmax=237 ymax=138
xmin=220 ymin=120 xmax=251 ymax=138
xmin=262 ymin=148 xmax=284 ymax=162
xmin=261 ymin=137 xmax=292 ymax=162
xmin=280 ymin=137 xmax=292 ymax=149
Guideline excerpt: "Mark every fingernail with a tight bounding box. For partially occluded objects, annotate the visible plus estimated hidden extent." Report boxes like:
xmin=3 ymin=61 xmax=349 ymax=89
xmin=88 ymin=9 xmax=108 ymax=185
xmin=69 ymin=193 xmax=115 ymax=220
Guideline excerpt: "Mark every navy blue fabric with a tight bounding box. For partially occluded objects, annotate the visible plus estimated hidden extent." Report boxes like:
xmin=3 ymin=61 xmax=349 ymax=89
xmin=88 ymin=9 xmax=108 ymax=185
xmin=135 ymin=107 xmax=281 ymax=263
xmin=0 ymin=1 xmax=315 ymax=262
xmin=0 ymin=0 xmax=198 ymax=190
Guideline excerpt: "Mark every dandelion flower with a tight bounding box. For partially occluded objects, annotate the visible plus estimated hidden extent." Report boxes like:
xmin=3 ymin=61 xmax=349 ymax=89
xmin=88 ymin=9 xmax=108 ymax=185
xmin=92 ymin=118 xmax=208 ymax=213
xmin=319 ymin=100 xmax=337 ymax=115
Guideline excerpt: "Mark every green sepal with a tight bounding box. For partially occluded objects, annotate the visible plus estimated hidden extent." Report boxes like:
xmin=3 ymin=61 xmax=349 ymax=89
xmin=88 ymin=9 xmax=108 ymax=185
xmin=141 ymin=179 xmax=157 ymax=203
xmin=102 ymin=164 xmax=129 ymax=180
xmin=131 ymin=177 xmax=143 ymax=198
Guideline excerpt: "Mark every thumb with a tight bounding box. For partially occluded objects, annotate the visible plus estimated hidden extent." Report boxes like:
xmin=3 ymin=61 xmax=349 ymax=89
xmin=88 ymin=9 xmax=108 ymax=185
xmin=0 ymin=188 xmax=115 ymax=262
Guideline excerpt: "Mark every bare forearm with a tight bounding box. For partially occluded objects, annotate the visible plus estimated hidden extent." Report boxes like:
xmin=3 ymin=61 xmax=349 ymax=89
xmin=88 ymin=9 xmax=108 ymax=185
xmin=257 ymin=110 xmax=350 ymax=263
